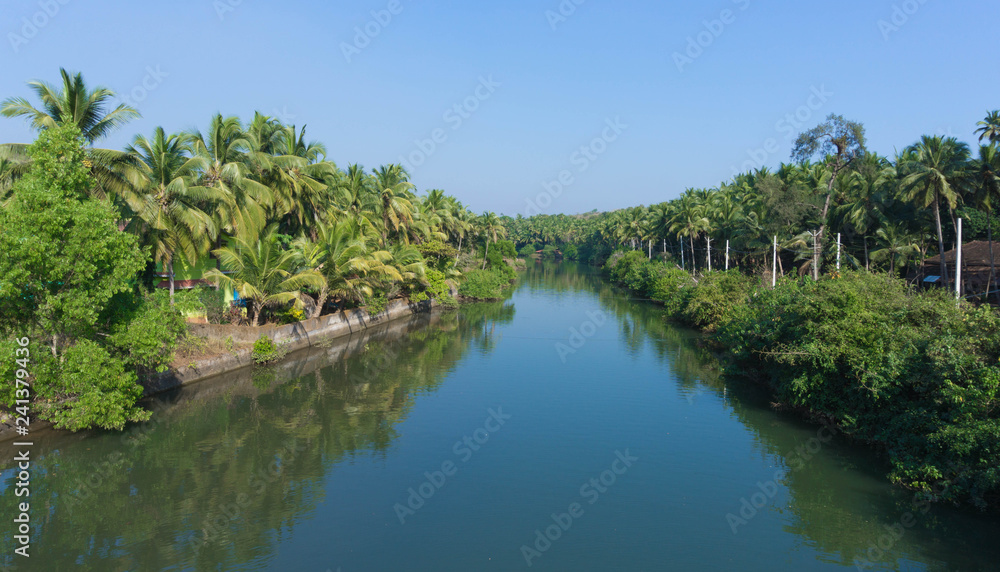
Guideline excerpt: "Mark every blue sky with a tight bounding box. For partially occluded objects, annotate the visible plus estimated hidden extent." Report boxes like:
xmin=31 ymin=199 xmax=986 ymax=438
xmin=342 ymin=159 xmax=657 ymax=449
xmin=0 ymin=0 xmax=996 ymax=216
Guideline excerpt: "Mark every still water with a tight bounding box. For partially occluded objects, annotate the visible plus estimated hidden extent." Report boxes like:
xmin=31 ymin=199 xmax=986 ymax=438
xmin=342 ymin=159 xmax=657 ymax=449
xmin=2 ymin=262 xmax=999 ymax=571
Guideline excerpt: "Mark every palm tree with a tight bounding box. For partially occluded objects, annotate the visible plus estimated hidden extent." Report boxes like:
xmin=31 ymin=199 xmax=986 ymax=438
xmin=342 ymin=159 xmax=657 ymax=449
xmin=899 ymin=136 xmax=972 ymax=289
xmin=871 ymin=222 xmax=921 ymax=275
xmin=975 ymin=111 xmax=1000 ymax=146
xmin=190 ymin=114 xmax=273 ymax=242
xmin=670 ymin=192 xmax=710 ymax=272
xmin=478 ymin=211 xmax=507 ymax=270
xmin=205 ymin=226 xmax=325 ymax=327
xmin=373 ymin=164 xmax=415 ymax=245
xmin=973 ymin=144 xmax=1000 ymax=298
xmin=125 ymin=127 xmax=226 ymax=302
xmin=0 ymin=68 xmax=143 ymax=201
xmin=294 ymin=219 xmax=396 ymax=317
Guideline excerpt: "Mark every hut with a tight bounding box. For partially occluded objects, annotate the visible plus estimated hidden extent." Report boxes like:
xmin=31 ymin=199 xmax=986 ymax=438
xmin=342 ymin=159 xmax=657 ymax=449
xmin=921 ymin=241 xmax=998 ymax=296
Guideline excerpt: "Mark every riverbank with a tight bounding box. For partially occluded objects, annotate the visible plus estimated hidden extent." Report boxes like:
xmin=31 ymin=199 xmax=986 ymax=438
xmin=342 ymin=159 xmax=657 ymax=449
xmin=605 ymin=251 xmax=1000 ymax=510
xmin=0 ymin=297 xmax=441 ymax=443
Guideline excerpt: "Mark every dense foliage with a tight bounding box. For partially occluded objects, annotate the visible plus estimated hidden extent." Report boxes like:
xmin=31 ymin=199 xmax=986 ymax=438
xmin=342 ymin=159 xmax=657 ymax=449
xmin=0 ymin=69 xmax=519 ymax=431
xmin=604 ymin=250 xmax=1000 ymax=509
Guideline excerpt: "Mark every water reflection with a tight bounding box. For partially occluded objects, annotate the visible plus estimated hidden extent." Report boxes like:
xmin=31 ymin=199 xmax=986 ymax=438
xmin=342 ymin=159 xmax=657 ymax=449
xmin=0 ymin=304 xmax=514 ymax=571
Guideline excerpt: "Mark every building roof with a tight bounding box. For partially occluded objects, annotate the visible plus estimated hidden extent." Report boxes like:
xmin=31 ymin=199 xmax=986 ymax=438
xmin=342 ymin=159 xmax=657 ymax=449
xmin=924 ymin=241 xmax=1000 ymax=268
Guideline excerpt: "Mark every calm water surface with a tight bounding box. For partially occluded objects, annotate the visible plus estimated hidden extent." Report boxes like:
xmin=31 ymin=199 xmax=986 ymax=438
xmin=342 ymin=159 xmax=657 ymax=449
xmin=2 ymin=262 xmax=999 ymax=571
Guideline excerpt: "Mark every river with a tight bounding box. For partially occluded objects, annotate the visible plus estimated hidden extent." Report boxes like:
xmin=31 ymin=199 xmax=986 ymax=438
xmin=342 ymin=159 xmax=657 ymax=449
xmin=2 ymin=261 xmax=999 ymax=571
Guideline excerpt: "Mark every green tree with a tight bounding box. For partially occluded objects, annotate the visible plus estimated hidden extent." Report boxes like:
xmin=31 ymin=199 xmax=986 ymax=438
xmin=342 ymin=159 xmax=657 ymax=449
xmin=0 ymin=125 xmax=152 ymax=430
xmin=899 ymin=136 xmax=972 ymax=290
xmin=792 ymin=114 xmax=867 ymax=279
xmin=204 ymin=226 xmax=325 ymax=327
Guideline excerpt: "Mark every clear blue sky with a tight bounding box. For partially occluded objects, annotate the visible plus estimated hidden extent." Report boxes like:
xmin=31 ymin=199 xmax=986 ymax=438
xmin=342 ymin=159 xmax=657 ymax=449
xmin=0 ymin=0 xmax=996 ymax=216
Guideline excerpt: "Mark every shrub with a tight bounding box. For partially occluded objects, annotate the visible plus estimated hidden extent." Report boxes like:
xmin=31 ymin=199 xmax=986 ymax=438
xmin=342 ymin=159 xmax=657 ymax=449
xmin=252 ymin=336 xmax=286 ymax=365
xmin=649 ymin=267 xmax=694 ymax=314
xmin=715 ymin=272 xmax=1000 ymax=508
xmin=364 ymin=292 xmax=388 ymax=316
xmin=519 ymin=244 xmax=537 ymax=258
xmin=459 ymin=269 xmax=510 ymax=300
xmin=107 ymin=290 xmax=187 ymax=374
xmin=495 ymin=239 xmax=517 ymax=259
xmin=563 ymin=244 xmax=579 ymax=260
xmin=411 ymin=269 xmax=459 ymax=309
xmin=680 ymin=271 xmax=752 ymax=330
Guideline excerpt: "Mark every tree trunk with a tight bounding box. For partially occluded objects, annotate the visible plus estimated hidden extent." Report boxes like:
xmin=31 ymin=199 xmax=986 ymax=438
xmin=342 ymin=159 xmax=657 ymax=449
xmin=990 ymin=219 xmax=997 ymax=303
xmin=312 ymin=286 xmax=328 ymax=319
xmin=934 ymin=195 xmax=951 ymax=290
xmin=251 ymin=301 xmax=261 ymax=328
xmin=455 ymin=235 xmax=463 ymax=262
xmin=815 ymin=171 xmax=838 ymax=280
xmin=482 ymin=240 xmax=490 ymax=270
xmin=648 ymin=240 xmax=652 ymax=259
xmin=168 ymin=259 xmax=176 ymax=305
xmin=689 ymin=235 xmax=696 ymax=273
xmin=864 ymin=236 xmax=870 ymax=271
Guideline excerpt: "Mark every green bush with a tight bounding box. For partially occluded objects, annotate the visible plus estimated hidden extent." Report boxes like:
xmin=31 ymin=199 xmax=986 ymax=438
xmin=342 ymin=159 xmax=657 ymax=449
xmin=107 ymin=290 xmax=187 ymax=374
xmin=458 ymin=269 xmax=511 ymax=300
xmin=495 ymin=239 xmax=517 ymax=259
xmin=680 ymin=271 xmax=752 ymax=330
xmin=563 ymin=244 xmax=579 ymax=260
xmin=251 ymin=336 xmax=286 ymax=365
xmin=411 ymin=269 xmax=458 ymax=309
xmin=649 ymin=267 xmax=695 ymax=314
xmin=519 ymin=244 xmax=537 ymax=258
xmin=715 ymin=272 xmax=1000 ymax=508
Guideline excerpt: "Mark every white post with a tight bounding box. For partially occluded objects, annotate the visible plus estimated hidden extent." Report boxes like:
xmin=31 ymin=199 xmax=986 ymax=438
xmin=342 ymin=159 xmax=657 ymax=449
xmin=772 ymin=235 xmax=778 ymax=288
xmin=648 ymin=240 xmax=652 ymax=260
xmin=681 ymin=241 xmax=685 ymax=271
xmin=707 ymin=237 xmax=712 ymax=272
xmin=725 ymin=239 xmax=730 ymax=271
xmin=837 ymin=233 xmax=842 ymax=271
xmin=956 ymin=218 xmax=963 ymax=301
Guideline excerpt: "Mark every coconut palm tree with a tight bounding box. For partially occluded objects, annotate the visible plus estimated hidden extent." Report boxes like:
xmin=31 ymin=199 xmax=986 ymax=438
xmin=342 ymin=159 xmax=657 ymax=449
xmin=670 ymin=192 xmax=710 ymax=272
xmin=871 ymin=222 xmax=921 ymax=275
xmin=294 ymin=219 xmax=397 ymax=317
xmin=899 ymin=136 xmax=972 ymax=289
xmin=478 ymin=211 xmax=507 ymax=270
xmin=373 ymin=164 xmax=415 ymax=245
xmin=975 ymin=111 xmax=1000 ymax=146
xmin=205 ymin=226 xmax=325 ymax=327
xmin=0 ymin=68 xmax=143 ymax=201
xmin=190 ymin=114 xmax=273 ymax=242
xmin=125 ymin=127 xmax=226 ymax=302
xmin=973 ymin=144 xmax=1000 ymax=298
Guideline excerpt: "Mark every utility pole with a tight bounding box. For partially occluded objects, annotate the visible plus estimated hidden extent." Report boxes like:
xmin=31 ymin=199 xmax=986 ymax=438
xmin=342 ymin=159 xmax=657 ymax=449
xmin=772 ymin=235 xmax=778 ymax=288
xmin=811 ymin=230 xmax=820 ymax=280
xmin=837 ymin=233 xmax=841 ymax=271
xmin=707 ymin=237 xmax=712 ymax=272
xmin=681 ymin=241 xmax=685 ymax=271
xmin=956 ymin=218 xmax=963 ymax=302
xmin=725 ymin=239 xmax=730 ymax=271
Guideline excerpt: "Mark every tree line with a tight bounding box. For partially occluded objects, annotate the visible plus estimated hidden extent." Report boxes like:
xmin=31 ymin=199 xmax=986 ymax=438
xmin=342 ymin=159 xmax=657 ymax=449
xmin=505 ymin=113 xmax=1000 ymax=296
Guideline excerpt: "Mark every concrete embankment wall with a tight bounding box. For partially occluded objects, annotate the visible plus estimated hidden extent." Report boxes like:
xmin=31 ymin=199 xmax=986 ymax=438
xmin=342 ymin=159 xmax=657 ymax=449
xmin=0 ymin=298 xmax=436 ymax=443
xmin=148 ymin=298 xmax=434 ymax=394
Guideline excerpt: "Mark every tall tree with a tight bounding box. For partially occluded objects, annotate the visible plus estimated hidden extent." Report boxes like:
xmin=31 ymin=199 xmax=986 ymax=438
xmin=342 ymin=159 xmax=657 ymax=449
xmin=791 ymin=114 xmax=867 ymax=279
xmin=899 ymin=136 xmax=972 ymax=290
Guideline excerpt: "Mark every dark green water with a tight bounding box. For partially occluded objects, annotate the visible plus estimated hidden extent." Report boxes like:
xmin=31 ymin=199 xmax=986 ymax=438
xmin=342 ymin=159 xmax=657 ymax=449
xmin=3 ymin=262 xmax=1000 ymax=571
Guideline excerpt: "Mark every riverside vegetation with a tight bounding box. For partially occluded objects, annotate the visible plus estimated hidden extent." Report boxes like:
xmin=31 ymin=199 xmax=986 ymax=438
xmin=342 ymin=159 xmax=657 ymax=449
xmin=0 ymin=69 xmax=517 ymax=432
xmin=502 ymin=111 xmax=1000 ymax=510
